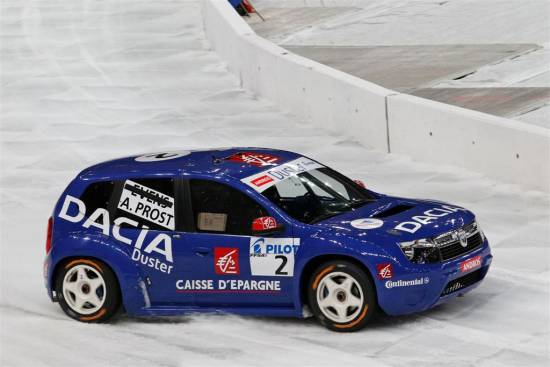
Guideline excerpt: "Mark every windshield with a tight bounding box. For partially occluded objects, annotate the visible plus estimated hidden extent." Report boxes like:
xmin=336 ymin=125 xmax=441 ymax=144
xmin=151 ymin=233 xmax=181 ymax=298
xmin=262 ymin=167 xmax=375 ymax=224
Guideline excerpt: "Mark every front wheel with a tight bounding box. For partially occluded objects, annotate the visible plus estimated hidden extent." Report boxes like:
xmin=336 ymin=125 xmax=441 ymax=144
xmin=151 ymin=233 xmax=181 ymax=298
xmin=308 ymin=260 xmax=376 ymax=332
xmin=55 ymin=258 xmax=120 ymax=322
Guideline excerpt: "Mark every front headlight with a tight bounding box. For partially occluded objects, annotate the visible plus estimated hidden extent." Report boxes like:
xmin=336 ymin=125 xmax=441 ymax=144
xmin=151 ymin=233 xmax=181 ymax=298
xmin=398 ymin=238 xmax=439 ymax=264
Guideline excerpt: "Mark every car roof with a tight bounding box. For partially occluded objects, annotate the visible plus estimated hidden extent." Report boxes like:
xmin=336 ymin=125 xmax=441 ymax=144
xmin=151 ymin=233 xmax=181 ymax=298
xmin=77 ymin=148 xmax=304 ymax=182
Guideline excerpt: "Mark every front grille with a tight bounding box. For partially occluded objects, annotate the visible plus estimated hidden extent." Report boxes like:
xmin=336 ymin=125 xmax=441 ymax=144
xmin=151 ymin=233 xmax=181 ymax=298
xmin=439 ymin=231 xmax=483 ymax=261
xmin=441 ymin=268 xmax=484 ymax=296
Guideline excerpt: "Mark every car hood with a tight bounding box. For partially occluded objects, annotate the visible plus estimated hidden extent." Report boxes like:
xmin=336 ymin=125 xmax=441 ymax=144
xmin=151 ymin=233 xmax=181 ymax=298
xmin=314 ymin=196 xmax=475 ymax=241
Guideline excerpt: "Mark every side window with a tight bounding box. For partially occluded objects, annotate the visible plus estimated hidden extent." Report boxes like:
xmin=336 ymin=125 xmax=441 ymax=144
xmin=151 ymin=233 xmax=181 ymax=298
xmin=80 ymin=181 xmax=115 ymax=216
xmin=113 ymin=178 xmax=175 ymax=231
xmin=190 ymin=179 xmax=267 ymax=235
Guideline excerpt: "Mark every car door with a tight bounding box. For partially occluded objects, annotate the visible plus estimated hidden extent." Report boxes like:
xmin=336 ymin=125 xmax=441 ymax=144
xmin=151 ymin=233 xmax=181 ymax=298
xmin=109 ymin=177 xmax=194 ymax=306
xmin=180 ymin=178 xmax=297 ymax=308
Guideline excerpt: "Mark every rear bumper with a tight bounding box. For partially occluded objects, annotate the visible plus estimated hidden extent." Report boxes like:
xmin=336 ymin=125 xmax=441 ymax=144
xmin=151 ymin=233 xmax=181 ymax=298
xmin=376 ymin=240 xmax=492 ymax=316
xmin=43 ymin=253 xmax=55 ymax=302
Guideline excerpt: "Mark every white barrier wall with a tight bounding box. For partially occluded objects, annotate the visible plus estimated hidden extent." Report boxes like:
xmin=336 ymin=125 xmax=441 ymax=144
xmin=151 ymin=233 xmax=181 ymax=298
xmin=388 ymin=94 xmax=550 ymax=190
xmin=202 ymin=0 xmax=550 ymax=192
xmin=202 ymin=0 xmax=392 ymax=152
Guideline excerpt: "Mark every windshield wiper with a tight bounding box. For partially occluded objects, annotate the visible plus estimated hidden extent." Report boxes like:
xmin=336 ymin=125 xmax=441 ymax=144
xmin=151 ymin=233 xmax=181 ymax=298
xmin=346 ymin=199 xmax=373 ymax=209
xmin=308 ymin=199 xmax=374 ymax=224
xmin=308 ymin=210 xmax=347 ymax=224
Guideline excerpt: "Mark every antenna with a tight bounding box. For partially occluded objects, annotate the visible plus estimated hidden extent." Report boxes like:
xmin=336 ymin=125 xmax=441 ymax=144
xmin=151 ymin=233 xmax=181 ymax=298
xmin=212 ymin=154 xmax=222 ymax=164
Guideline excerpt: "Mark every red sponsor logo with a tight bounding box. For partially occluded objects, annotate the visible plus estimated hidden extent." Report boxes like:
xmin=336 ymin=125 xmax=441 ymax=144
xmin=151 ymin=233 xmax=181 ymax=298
xmin=251 ymin=175 xmax=273 ymax=187
xmin=214 ymin=247 xmax=240 ymax=275
xmin=460 ymin=255 xmax=482 ymax=273
xmin=252 ymin=216 xmax=277 ymax=231
xmin=376 ymin=263 xmax=393 ymax=279
xmin=226 ymin=152 xmax=279 ymax=167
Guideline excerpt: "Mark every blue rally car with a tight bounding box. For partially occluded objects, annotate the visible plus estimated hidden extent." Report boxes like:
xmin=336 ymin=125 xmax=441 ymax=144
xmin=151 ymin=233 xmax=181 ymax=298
xmin=44 ymin=148 xmax=492 ymax=331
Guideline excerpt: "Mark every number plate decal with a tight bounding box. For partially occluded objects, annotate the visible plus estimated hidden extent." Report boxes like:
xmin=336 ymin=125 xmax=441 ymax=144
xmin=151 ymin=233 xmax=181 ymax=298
xmin=249 ymin=237 xmax=300 ymax=277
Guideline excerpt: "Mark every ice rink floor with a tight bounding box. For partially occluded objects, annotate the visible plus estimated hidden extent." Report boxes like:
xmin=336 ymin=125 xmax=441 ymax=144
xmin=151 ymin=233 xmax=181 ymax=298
xmin=1 ymin=0 xmax=549 ymax=366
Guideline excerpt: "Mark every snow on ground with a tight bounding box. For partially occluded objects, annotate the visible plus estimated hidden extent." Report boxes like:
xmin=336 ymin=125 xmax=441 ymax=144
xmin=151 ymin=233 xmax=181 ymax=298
xmin=1 ymin=0 xmax=549 ymax=366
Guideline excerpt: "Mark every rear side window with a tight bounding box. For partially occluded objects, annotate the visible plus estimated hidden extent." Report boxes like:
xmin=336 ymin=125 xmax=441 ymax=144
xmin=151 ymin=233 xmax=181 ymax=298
xmin=190 ymin=179 xmax=267 ymax=235
xmin=80 ymin=181 xmax=115 ymax=216
xmin=113 ymin=178 xmax=175 ymax=231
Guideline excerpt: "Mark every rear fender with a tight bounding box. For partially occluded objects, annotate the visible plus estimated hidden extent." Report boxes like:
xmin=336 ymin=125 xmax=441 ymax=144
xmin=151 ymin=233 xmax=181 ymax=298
xmin=49 ymin=232 xmax=149 ymax=315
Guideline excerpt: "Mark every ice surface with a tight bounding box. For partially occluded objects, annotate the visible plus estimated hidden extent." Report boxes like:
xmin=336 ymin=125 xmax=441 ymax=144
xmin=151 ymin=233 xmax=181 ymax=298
xmin=1 ymin=0 xmax=549 ymax=366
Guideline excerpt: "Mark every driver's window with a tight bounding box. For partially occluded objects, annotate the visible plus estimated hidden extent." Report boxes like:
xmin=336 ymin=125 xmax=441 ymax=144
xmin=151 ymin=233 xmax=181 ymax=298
xmin=189 ymin=179 xmax=267 ymax=235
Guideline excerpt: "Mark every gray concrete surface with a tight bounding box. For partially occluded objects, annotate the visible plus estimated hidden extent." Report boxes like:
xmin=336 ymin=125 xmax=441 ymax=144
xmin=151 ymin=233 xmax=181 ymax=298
xmin=283 ymin=44 xmax=538 ymax=92
xmin=412 ymin=87 xmax=550 ymax=118
xmin=246 ymin=7 xmax=549 ymax=124
xmin=247 ymin=7 xmax=357 ymax=42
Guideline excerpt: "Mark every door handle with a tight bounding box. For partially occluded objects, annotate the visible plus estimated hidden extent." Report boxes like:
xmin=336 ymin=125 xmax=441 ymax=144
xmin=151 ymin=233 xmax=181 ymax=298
xmin=172 ymin=234 xmax=182 ymax=239
xmin=194 ymin=247 xmax=210 ymax=256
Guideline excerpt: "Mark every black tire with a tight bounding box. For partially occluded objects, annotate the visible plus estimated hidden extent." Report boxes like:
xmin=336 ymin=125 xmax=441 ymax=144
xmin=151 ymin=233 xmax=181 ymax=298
xmin=55 ymin=258 xmax=120 ymax=323
xmin=308 ymin=260 xmax=376 ymax=332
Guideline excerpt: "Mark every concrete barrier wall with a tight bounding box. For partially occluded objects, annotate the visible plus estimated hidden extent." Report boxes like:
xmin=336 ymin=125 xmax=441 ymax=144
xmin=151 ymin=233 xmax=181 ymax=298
xmin=388 ymin=94 xmax=550 ymax=189
xmin=202 ymin=0 xmax=392 ymax=152
xmin=202 ymin=0 xmax=550 ymax=192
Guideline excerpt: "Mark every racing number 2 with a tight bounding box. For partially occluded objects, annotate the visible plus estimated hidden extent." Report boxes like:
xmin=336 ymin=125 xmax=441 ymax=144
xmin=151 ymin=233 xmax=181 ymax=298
xmin=275 ymin=255 xmax=288 ymax=275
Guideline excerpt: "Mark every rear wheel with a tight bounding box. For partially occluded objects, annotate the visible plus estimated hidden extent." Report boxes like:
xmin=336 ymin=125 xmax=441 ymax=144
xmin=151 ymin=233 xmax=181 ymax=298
xmin=308 ymin=260 xmax=376 ymax=332
xmin=55 ymin=258 xmax=120 ymax=322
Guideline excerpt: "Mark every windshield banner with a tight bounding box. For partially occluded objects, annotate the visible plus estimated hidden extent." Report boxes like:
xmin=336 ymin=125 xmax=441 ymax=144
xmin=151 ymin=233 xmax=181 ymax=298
xmin=241 ymin=157 xmax=323 ymax=192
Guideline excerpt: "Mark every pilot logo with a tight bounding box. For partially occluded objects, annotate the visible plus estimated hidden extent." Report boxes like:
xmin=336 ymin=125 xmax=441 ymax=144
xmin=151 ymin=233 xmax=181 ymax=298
xmin=376 ymin=263 xmax=393 ymax=279
xmin=251 ymin=238 xmax=265 ymax=257
xmin=214 ymin=247 xmax=240 ymax=275
xmin=249 ymin=237 xmax=299 ymax=277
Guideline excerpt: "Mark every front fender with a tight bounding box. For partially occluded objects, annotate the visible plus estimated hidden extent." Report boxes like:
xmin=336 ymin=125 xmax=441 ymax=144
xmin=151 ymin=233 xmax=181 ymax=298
xmin=47 ymin=231 xmax=148 ymax=315
xmin=293 ymin=232 xmax=394 ymax=315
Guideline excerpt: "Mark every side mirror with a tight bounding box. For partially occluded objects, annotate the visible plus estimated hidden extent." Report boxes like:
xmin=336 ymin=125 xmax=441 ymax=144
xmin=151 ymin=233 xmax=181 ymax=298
xmin=354 ymin=179 xmax=366 ymax=189
xmin=251 ymin=216 xmax=284 ymax=236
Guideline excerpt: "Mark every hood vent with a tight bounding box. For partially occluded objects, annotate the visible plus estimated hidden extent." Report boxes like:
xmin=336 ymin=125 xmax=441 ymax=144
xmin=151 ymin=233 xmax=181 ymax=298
xmin=371 ymin=204 xmax=414 ymax=218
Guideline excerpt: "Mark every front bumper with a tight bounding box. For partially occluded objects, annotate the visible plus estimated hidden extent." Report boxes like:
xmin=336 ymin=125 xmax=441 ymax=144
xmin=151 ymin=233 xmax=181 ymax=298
xmin=376 ymin=240 xmax=492 ymax=316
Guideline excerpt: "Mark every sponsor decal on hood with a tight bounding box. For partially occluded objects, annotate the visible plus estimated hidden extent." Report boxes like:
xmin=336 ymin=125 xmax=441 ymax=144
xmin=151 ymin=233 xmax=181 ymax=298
xmin=393 ymin=205 xmax=468 ymax=234
xmin=350 ymin=218 xmax=384 ymax=230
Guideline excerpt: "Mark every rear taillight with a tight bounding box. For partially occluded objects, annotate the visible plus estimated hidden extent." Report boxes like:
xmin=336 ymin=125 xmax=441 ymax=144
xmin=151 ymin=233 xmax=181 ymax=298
xmin=45 ymin=217 xmax=53 ymax=254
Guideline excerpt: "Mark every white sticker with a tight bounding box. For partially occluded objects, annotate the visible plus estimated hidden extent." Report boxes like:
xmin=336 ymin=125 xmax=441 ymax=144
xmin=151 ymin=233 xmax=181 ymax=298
xmin=249 ymin=237 xmax=300 ymax=277
xmin=350 ymin=218 xmax=384 ymax=230
xmin=241 ymin=157 xmax=323 ymax=192
xmin=117 ymin=180 xmax=175 ymax=230
xmin=135 ymin=150 xmax=190 ymax=162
